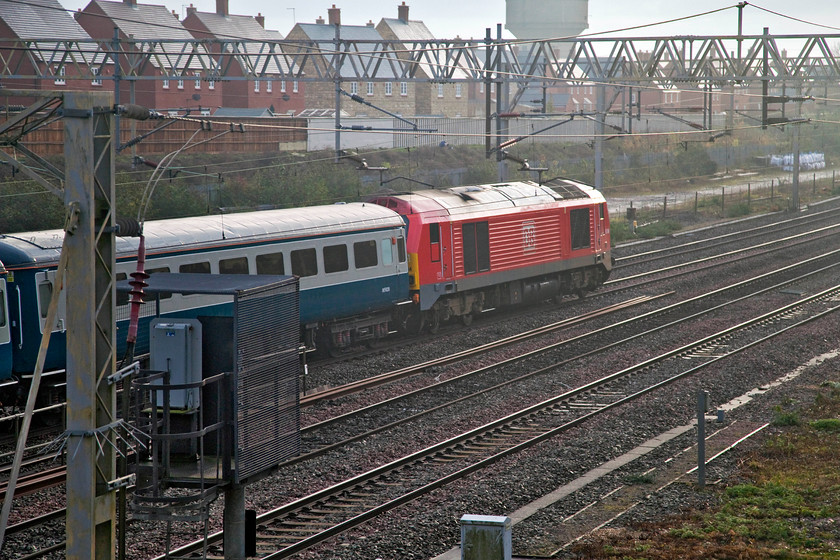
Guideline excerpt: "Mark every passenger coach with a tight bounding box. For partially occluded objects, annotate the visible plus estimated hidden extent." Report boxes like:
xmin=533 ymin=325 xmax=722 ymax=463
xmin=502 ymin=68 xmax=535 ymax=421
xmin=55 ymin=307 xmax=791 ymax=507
xmin=0 ymin=202 xmax=409 ymax=385
xmin=369 ymin=179 xmax=612 ymax=331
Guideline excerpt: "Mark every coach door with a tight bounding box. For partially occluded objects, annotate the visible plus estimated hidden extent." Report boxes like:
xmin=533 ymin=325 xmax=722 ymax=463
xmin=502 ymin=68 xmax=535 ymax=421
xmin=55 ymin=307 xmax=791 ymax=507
xmin=0 ymin=279 xmax=12 ymax=377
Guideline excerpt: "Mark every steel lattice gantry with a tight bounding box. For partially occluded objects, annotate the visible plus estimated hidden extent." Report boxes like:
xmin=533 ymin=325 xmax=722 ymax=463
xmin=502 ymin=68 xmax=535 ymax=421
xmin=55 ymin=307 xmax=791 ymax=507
xmin=3 ymin=32 xmax=840 ymax=102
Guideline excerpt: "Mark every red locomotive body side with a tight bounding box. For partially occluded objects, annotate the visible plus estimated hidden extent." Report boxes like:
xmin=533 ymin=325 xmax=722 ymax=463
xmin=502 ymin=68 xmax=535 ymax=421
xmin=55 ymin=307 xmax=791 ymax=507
xmin=369 ymin=179 xmax=611 ymax=330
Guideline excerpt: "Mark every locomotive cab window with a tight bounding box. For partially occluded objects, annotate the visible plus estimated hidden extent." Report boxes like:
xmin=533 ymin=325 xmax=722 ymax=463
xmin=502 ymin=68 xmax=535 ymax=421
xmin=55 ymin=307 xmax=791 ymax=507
xmin=570 ymin=208 xmax=592 ymax=250
xmin=600 ymin=203 xmax=606 ymax=220
xmin=256 ymin=252 xmax=284 ymax=275
xmin=219 ymin=256 xmax=249 ymax=274
xmin=291 ymin=248 xmax=318 ymax=277
xmin=429 ymin=223 xmax=441 ymax=263
xmin=324 ymin=244 xmax=349 ymax=273
xmin=462 ymin=221 xmax=490 ymax=275
xmin=397 ymin=236 xmax=406 ymax=263
xmin=354 ymin=240 xmax=378 ymax=268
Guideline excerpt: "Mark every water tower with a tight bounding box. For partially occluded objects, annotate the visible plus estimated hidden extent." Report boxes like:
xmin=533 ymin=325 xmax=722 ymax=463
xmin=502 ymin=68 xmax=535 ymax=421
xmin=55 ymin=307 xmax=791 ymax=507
xmin=505 ymin=0 xmax=588 ymax=41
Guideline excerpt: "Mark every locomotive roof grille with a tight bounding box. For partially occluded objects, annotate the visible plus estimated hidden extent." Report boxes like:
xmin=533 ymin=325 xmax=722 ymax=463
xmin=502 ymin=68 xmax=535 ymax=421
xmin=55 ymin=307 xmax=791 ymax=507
xmin=543 ymin=177 xmax=592 ymax=200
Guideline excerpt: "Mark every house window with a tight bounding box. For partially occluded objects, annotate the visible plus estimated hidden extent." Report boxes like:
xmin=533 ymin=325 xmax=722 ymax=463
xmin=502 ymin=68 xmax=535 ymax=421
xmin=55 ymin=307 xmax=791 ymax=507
xmin=350 ymin=82 xmax=358 ymax=95
xmin=254 ymin=80 xmax=260 ymax=92
xmin=437 ymin=84 xmax=444 ymax=98
xmin=177 ymin=78 xmax=184 ymax=89
xmin=400 ymin=82 xmax=408 ymax=96
xmin=455 ymin=83 xmax=462 ymax=98
xmin=91 ymin=67 xmax=102 ymax=86
xmin=367 ymin=82 xmax=374 ymax=96
xmin=280 ymin=80 xmax=286 ymax=92
xmin=266 ymin=80 xmax=273 ymax=93
xmin=385 ymin=82 xmax=393 ymax=96
xmin=200 ymin=108 xmax=211 ymax=116
xmin=293 ymin=80 xmax=299 ymax=93
xmin=480 ymin=82 xmax=485 ymax=94
xmin=54 ymin=66 xmax=65 ymax=85
xmin=209 ymin=78 xmax=215 ymax=90
xmin=194 ymin=71 xmax=201 ymax=89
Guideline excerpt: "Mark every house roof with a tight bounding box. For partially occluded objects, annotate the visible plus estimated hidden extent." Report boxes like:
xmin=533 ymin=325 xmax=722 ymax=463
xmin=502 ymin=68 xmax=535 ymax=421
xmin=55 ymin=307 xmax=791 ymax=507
xmin=84 ymin=0 xmax=206 ymax=71
xmin=0 ymin=0 xmax=91 ymax=40
xmin=87 ymin=0 xmax=193 ymax=41
xmin=213 ymin=107 xmax=274 ymax=117
xmin=186 ymin=11 xmax=283 ymax=42
xmin=292 ymin=23 xmax=398 ymax=79
xmin=377 ymin=17 xmax=468 ymax=80
xmin=0 ymin=0 xmax=104 ymax=64
xmin=186 ymin=11 xmax=291 ymax=74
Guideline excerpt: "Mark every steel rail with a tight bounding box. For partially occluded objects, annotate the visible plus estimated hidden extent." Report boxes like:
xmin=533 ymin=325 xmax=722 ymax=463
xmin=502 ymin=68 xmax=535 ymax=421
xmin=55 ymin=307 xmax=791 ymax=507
xmin=160 ymin=283 xmax=840 ymax=560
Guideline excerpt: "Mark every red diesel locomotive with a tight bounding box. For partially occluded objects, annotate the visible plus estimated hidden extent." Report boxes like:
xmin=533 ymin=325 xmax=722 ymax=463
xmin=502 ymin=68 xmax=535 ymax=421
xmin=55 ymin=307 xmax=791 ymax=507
xmin=369 ymin=178 xmax=613 ymax=331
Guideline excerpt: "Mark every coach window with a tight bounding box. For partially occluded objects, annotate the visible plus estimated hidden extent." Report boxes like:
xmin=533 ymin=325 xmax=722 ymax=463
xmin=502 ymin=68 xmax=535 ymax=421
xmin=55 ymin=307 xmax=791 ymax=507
xmin=462 ymin=221 xmax=490 ymax=275
xmin=219 ymin=256 xmax=249 ymax=274
xmin=256 ymin=252 xmax=284 ymax=275
xmin=116 ymin=272 xmax=129 ymax=306
xmin=291 ymin=248 xmax=318 ymax=277
xmin=146 ymin=267 xmax=172 ymax=299
xmin=570 ymin=208 xmax=591 ymax=250
xmin=324 ymin=244 xmax=349 ymax=273
xmin=180 ymin=262 xmax=210 ymax=274
xmin=380 ymin=239 xmax=393 ymax=266
xmin=354 ymin=240 xmax=378 ymax=268
xmin=429 ymin=223 xmax=441 ymax=263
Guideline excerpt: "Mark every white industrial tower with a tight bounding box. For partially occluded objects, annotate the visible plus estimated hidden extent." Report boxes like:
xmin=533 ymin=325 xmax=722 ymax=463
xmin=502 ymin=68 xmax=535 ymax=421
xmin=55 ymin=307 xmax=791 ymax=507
xmin=505 ymin=0 xmax=588 ymax=41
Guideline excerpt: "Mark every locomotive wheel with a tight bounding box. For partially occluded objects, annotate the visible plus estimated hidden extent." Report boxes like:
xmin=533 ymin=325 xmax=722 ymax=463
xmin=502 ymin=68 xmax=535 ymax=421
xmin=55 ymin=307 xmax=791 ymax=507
xmin=400 ymin=310 xmax=424 ymax=335
xmin=428 ymin=310 xmax=441 ymax=334
xmin=461 ymin=313 xmax=474 ymax=326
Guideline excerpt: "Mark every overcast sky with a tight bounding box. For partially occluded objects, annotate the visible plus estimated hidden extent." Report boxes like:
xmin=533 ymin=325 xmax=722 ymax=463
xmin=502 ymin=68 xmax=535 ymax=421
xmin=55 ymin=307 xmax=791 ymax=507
xmin=59 ymin=0 xmax=839 ymax=39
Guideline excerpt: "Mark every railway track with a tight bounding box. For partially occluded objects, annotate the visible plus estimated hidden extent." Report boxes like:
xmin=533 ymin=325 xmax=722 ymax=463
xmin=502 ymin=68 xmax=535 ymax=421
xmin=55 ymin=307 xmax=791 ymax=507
xmin=159 ymin=281 xmax=840 ymax=559
xmin=8 ymin=210 xmax=840 ymax=559
xmin=289 ymin=251 xmax=840 ymax=465
xmin=613 ymin=205 xmax=840 ymax=269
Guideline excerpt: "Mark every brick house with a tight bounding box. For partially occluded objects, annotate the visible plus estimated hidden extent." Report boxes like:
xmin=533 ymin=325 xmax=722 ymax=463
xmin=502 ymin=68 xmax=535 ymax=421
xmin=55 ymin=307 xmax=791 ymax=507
xmin=285 ymin=6 xmax=404 ymax=118
xmin=376 ymin=2 xmax=470 ymax=118
xmin=75 ymin=0 xmax=222 ymax=114
xmin=182 ymin=0 xmax=305 ymax=115
xmin=0 ymin=0 xmax=105 ymax=105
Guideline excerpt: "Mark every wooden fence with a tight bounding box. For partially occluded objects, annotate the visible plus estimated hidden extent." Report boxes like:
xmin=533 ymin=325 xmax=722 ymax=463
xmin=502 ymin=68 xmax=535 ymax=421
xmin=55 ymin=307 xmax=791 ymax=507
xmin=1 ymin=115 xmax=308 ymax=156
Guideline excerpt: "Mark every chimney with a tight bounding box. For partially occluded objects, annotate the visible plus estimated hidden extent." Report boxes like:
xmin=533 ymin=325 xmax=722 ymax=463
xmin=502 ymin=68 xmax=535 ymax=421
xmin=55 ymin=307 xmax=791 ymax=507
xmin=366 ymin=19 xmax=374 ymax=27
xmin=328 ymin=4 xmax=340 ymax=26
xmin=398 ymin=2 xmax=409 ymax=22
xmin=123 ymin=0 xmax=136 ymax=7
xmin=215 ymin=0 xmax=228 ymax=16
xmin=255 ymin=12 xmax=265 ymax=27
xmin=316 ymin=15 xmax=325 ymax=24
xmin=186 ymin=3 xmax=197 ymax=17
xmin=172 ymin=9 xmax=178 ymax=18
